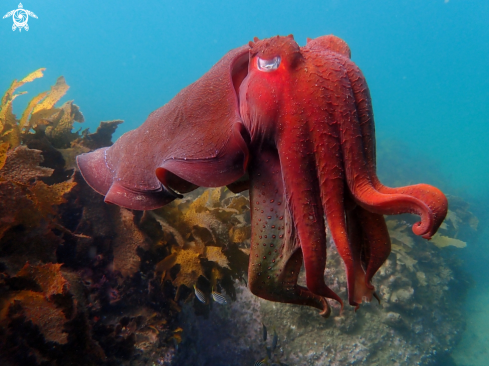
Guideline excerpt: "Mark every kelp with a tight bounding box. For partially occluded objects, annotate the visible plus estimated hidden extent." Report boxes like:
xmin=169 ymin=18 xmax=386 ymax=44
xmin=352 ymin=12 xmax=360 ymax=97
xmin=386 ymin=196 xmax=476 ymax=282
xmin=0 ymin=263 xmax=71 ymax=345
xmin=0 ymin=146 xmax=75 ymax=242
xmin=74 ymin=119 xmax=124 ymax=150
xmin=430 ymin=234 xmax=467 ymax=249
xmin=152 ymin=187 xmax=250 ymax=302
xmin=0 ymin=70 xmax=251 ymax=365
xmin=0 ymin=70 xmax=83 ymax=313
xmin=0 ymin=69 xmax=45 ymax=148
xmin=429 ymin=198 xmax=478 ymax=248
xmin=153 ymin=188 xmax=250 ymax=248
xmin=0 ymin=142 xmax=8 ymax=169
xmin=0 ymin=70 xmax=167 ymax=365
xmin=0 ymin=146 xmax=53 ymax=183
xmin=0 ymin=70 xmax=81 ymax=150
xmin=157 ymin=246 xmax=205 ymax=289
xmin=111 ymin=208 xmax=151 ymax=278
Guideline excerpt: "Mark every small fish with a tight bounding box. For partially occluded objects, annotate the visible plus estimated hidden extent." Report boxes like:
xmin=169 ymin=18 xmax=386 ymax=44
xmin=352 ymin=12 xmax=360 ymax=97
xmin=211 ymin=287 xmax=228 ymax=305
xmin=262 ymin=322 xmax=267 ymax=342
xmin=266 ymin=346 xmax=272 ymax=359
xmin=193 ymin=284 xmax=207 ymax=304
xmin=254 ymin=357 xmax=269 ymax=366
xmin=271 ymin=328 xmax=278 ymax=352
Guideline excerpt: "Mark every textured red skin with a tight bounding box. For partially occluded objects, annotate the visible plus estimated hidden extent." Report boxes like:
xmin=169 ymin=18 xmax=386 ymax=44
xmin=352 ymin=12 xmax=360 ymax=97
xmin=77 ymin=46 xmax=250 ymax=210
xmin=77 ymin=34 xmax=448 ymax=314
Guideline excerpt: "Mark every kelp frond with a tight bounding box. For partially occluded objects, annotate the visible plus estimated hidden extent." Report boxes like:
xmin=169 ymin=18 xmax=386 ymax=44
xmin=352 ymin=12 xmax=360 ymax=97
xmin=0 ymin=69 xmax=83 ymax=149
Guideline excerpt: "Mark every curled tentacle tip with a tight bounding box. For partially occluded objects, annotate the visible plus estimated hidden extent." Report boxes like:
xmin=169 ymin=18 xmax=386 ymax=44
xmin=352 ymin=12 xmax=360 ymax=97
xmin=319 ymin=300 xmax=331 ymax=318
xmin=411 ymin=220 xmax=429 ymax=237
xmin=412 ymin=222 xmax=439 ymax=239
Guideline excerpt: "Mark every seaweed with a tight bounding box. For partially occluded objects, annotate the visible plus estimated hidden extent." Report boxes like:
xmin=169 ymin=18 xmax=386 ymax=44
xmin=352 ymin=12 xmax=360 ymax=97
xmin=430 ymin=234 xmax=467 ymax=249
xmin=0 ymin=69 xmax=45 ymax=148
xmin=152 ymin=187 xmax=250 ymax=304
xmin=1 ymin=69 xmax=477 ymax=366
xmin=0 ymin=70 xmax=179 ymax=365
xmin=0 ymin=263 xmax=71 ymax=345
xmin=0 ymin=69 xmax=252 ymax=365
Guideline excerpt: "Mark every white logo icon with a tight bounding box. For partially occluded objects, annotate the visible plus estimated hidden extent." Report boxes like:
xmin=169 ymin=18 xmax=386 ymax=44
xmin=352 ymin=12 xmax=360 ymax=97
xmin=3 ymin=3 xmax=37 ymax=32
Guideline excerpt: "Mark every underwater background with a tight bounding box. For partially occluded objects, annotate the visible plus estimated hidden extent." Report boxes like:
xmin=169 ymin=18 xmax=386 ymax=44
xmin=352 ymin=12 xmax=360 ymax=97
xmin=1 ymin=0 xmax=488 ymax=365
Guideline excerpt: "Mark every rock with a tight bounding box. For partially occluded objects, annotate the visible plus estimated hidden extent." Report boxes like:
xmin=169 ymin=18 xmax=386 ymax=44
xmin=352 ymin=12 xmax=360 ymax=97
xmin=390 ymin=287 xmax=414 ymax=304
xmin=382 ymin=312 xmax=403 ymax=326
xmin=174 ymin=238 xmax=465 ymax=365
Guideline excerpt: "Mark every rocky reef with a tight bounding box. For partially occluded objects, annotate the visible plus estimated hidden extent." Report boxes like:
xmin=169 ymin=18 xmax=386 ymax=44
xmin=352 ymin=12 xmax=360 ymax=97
xmin=0 ymin=70 xmax=476 ymax=366
xmin=175 ymin=205 xmax=474 ymax=366
xmin=172 ymin=149 xmax=477 ymax=366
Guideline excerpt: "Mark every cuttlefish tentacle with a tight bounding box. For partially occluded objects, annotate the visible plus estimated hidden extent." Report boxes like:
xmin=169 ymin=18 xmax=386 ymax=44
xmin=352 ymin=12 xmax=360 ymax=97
xmin=247 ymin=148 xmax=331 ymax=316
xmin=278 ymin=130 xmax=344 ymax=307
xmin=341 ymin=52 xmax=448 ymax=239
xmin=352 ymin=206 xmax=391 ymax=289
xmin=289 ymin=62 xmax=366 ymax=307
xmin=303 ymin=37 xmax=404 ymax=307
xmin=303 ymin=36 xmax=447 ymax=306
xmin=302 ymin=51 xmax=374 ymax=307
xmin=311 ymin=48 xmax=445 ymax=299
xmin=344 ymin=191 xmax=391 ymax=293
xmin=316 ymin=158 xmax=371 ymax=307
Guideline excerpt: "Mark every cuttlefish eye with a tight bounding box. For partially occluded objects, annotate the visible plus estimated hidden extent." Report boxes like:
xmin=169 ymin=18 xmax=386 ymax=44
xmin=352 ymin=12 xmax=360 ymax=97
xmin=257 ymin=56 xmax=281 ymax=72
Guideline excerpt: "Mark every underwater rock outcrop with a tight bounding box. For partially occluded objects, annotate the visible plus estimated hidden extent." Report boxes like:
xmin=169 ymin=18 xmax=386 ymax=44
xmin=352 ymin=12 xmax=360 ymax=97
xmin=174 ymin=202 xmax=474 ymax=365
xmin=0 ymin=69 xmax=475 ymax=366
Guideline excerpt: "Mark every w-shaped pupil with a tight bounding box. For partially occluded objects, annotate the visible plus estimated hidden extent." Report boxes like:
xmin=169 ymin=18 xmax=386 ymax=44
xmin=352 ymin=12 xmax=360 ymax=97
xmin=257 ymin=56 xmax=281 ymax=72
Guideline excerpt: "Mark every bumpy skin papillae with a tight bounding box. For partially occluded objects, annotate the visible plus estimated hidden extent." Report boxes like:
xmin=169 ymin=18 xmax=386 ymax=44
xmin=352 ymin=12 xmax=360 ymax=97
xmin=77 ymin=34 xmax=448 ymax=314
xmin=301 ymin=36 xmax=447 ymax=306
xmin=242 ymin=35 xmax=447 ymax=309
xmin=240 ymin=36 xmax=345 ymax=312
xmin=247 ymin=148 xmax=331 ymax=316
xmin=241 ymin=36 xmax=373 ymax=308
xmin=307 ymin=37 xmax=447 ymax=240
